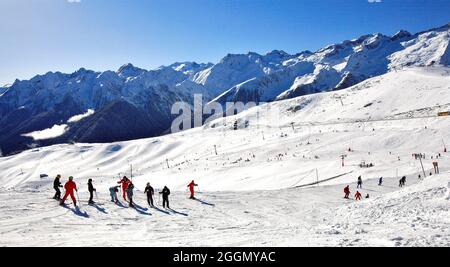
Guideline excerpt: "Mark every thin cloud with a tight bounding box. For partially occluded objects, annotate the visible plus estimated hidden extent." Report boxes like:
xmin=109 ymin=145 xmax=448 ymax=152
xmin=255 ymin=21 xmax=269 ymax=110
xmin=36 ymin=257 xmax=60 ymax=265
xmin=22 ymin=124 xmax=69 ymax=140
xmin=368 ymin=0 xmax=382 ymax=3
xmin=67 ymin=109 xmax=95 ymax=123
xmin=67 ymin=0 xmax=81 ymax=3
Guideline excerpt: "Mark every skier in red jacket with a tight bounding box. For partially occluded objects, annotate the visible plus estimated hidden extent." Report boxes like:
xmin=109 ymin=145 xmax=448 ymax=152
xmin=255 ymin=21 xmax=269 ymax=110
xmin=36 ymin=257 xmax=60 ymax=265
xmin=188 ymin=180 xmax=198 ymax=199
xmin=355 ymin=191 xmax=362 ymax=201
xmin=60 ymin=176 xmax=78 ymax=206
xmin=344 ymin=185 xmax=350 ymax=199
xmin=118 ymin=176 xmax=131 ymax=201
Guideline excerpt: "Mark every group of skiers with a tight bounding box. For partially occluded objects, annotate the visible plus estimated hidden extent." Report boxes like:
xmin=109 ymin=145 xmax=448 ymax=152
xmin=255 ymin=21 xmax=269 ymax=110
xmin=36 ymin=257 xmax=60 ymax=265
xmin=345 ymin=174 xmax=410 ymax=200
xmin=53 ymin=175 xmax=199 ymax=209
xmin=413 ymin=153 xmax=443 ymax=160
xmin=343 ymin=185 xmax=367 ymax=201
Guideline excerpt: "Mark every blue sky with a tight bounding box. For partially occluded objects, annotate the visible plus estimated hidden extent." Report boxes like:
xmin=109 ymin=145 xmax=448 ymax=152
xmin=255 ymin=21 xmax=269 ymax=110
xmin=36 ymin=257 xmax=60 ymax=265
xmin=0 ymin=0 xmax=449 ymax=85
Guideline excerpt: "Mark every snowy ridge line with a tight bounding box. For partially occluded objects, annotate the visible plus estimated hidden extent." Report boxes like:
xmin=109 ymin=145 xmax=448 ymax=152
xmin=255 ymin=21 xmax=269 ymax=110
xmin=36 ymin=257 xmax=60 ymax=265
xmin=259 ymin=113 xmax=449 ymax=129
xmin=292 ymin=171 xmax=354 ymax=189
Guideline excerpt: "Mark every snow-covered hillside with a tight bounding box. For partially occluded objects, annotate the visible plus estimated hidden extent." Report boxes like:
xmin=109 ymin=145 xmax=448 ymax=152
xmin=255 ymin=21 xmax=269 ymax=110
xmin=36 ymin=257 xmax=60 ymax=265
xmin=0 ymin=172 xmax=448 ymax=246
xmin=318 ymin=173 xmax=450 ymax=247
xmin=0 ymin=67 xmax=449 ymax=246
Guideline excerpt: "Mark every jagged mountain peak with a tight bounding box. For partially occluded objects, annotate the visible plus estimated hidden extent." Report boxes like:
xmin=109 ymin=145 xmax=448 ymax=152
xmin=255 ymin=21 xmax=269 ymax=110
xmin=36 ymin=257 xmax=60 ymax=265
xmin=117 ymin=63 xmax=146 ymax=78
xmin=220 ymin=53 xmax=254 ymax=64
xmin=266 ymin=49 xmax=289 ymax=56
xmin=75 ymin=67 xmax=89 ymax=73
xmin=318 ymin=32 xmax=389 ymax=56
xmin=391 ymin=30 xmax=412 ymax=41
xmin=263 ymin=50 xmax=293 ymax=62
xmin=169 ymin=61 xmax=213 ymax=77
xmin=295 ymin=50 xmax=313 ymax=57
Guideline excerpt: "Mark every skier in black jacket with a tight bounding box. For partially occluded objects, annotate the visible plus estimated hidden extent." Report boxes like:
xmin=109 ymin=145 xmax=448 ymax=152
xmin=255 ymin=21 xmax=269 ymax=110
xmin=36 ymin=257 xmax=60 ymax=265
xmin=160 ymin=186 xmax=171 ymax=209
xmin=399 ymin=176 xmax=407 ymax=187
xmin=144 ymin=183 xmax=154 ymax=207
xmin=357 ymin=176 xmax=363 ymax=189
xmin=126 ymin=183 xmax=135 ymax=208
xmin=53 ymin=175 xmax=63 ymax=200
xmin=88 ymin=179 xmax=96 ymax=205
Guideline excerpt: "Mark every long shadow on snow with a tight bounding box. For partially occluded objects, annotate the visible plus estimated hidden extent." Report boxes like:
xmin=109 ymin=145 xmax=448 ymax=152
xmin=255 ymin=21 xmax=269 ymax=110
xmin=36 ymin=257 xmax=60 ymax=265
xmin=194 ymin=198 xmax=215 ymax=207
xmin=133 ymin=206 xmax=152 ymax=216
xmin=133 ymin=203 xmax=149 ymax=211
xmin=62 ymin=205 xmax=89 ymax=218
xmin=115 ymin=201 xmax=128 ymax=208
xmin=132 ymin=203 xmax=152 ymax=216
xmin=168 ymin=208 xmax=188 ymax=217
xmin=152 ymin=206 xmax=171 ymax=215
xmin=90 ymin=204 xmax=108 ymax=214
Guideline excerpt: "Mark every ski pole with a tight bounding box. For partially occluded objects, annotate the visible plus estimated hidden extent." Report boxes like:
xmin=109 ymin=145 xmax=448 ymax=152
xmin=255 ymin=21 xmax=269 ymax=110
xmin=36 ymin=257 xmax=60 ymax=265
xmin=61 ymin=189 xmax=66 ymax=203
xmin=76 ymin=191 xmax=83 ymax=208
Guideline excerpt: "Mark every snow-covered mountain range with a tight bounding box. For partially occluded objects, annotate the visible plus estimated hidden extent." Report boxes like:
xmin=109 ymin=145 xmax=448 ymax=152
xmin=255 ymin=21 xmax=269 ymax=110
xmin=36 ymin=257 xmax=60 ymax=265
xmin=0 ymin=23 xmax=448 ymax=155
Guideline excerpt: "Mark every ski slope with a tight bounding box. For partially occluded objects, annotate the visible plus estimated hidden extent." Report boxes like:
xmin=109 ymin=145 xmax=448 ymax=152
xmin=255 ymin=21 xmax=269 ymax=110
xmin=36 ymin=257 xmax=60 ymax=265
xmin=0 ymin=172 xmax=448 ymax=247
xmin=0 ymin=67 xmax=449 ymax=246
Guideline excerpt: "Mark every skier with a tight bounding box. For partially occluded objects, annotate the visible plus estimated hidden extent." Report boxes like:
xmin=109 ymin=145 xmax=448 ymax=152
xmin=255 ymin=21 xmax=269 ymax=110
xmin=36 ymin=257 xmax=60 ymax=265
xmin=60 ymin=176 xmax=78 ymax=207
xmin=355 ymin=191 xmax=362 ymax=201
xmin=144 ymin=183 xmax=154 ymax=207
xmin=433 ymin=162 xmax=440 ymax=174
xmin=109 ymin=186 xmax=120 ymax=203
xmin=344 ymin=185 xmax=351 ymax=199
xmin=357 ymin=176 xmax=363 ymax=189
xmin=187 ymin=180 xmax=198 ymax=199
xmin=160 ymin=186 xmax=171 ymax=209
xmin=126 ymin=183 xmax=135 ymax=208
xmin=365 ymin=194 xmax=370 ymax=199
xmin=87 ymin=179 xmax=96 ymax=205
xmin=378 ymin=177 xmax=383 ymax=186
xmin=53 ymin=174 xmax=63 ymax=200
xmin=399 ymin=176 xmax=406 ymax=187
xmin=118 ymin=176 xmax=131 ymax=201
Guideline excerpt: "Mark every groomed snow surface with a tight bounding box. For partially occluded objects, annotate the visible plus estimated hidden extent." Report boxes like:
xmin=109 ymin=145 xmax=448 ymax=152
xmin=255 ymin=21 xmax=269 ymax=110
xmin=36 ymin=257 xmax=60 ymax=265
xmin=0 ymin=68 xmax=449 ymax=247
